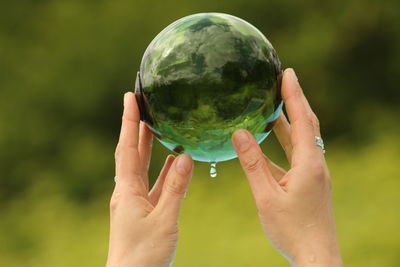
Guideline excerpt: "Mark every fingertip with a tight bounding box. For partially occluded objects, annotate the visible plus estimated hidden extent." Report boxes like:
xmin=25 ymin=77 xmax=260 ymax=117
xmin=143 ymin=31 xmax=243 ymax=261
xmin=232 ymin=128 xmax=247 ymax=138
xmin=167 ymin=154 xmax=176 ymax=161
xmin=123 ymin=92 xmax=134 ymax=107
xmin=283 ymin=68 xmax=298 ymax=82
xmin=282 ymin=68 xmax=302 ymax=98
xmin=232 ymin=129 xmax=252 ymax=153
xmin=163 ymin=154 xmax=176 ymax=169
xmin=175 ymin=153 xmax=193 ymax=176
xmin=122 ymin=92 xmax=140 ymax=119
xmin=123 ymin=92 xmax=129 ymax=106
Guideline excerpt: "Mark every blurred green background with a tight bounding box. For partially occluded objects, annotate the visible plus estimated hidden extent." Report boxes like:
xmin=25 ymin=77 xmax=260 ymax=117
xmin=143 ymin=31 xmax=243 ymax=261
xmin=1 ymin=0 xmax=399 ymax=266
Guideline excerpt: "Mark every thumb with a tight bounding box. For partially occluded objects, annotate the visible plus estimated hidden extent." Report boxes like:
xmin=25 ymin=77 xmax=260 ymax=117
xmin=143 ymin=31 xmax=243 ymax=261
xmin=232 ymin=129 xmax=281 ymax=203
xmin=154 ymin=153 xmax=193 ymax=220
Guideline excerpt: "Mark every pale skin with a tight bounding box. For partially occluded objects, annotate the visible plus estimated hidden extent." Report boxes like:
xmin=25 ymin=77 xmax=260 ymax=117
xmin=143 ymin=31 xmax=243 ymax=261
xmin=107 ymin=92 xmax=194 ymax=267
xmin=106 ymin=68 xmax=342 ymax=267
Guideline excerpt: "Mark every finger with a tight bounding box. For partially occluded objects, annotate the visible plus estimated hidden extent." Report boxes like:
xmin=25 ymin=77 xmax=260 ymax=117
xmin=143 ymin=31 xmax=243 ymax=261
xmin=273 ymin=112 xmax=292 ymax=163
xmin=139 ymin=122 xmax=153 ymax=190
xmin=118 ymin=92 xmax=140 ymax=149
xmin=232 ymin=129 xmax=282 ymax=204
xmin=148 ymin=155 xmax=175 ymax=206
xmin=281 ymin=68 xmax=323 ymax=166
xmin=263 ymin=154 xmax=286 ymax=182
xmin=115 ymin=92 xmax=146 ymax=195
xmin=153 ymin=154 xmax=193 ymax=220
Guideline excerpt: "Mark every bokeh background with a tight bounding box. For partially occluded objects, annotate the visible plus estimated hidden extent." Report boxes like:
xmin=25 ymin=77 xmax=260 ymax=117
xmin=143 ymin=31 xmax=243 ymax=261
xmin=1 ymin=0 xmax=399 ymax=266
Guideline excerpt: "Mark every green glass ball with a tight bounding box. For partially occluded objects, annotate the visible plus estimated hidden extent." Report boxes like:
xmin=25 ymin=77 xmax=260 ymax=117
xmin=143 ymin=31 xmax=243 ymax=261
xmin=135 ymin=13 xmax=282 ymax=163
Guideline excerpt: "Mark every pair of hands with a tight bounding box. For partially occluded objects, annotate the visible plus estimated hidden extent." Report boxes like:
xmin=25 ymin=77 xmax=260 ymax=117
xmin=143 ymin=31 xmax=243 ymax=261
xmin=106 ymin=69 xmax=342 ymax=267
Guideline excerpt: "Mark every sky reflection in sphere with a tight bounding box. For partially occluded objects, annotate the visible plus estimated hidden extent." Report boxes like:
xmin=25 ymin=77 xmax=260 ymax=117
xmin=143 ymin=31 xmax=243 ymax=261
xmin=135 ymin=13 xmax=282 ymax=163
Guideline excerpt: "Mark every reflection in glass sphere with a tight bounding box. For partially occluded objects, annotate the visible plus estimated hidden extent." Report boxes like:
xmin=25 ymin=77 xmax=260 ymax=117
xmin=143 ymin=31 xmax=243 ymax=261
xmin=135 ymin=13 xmax=282 ymax=163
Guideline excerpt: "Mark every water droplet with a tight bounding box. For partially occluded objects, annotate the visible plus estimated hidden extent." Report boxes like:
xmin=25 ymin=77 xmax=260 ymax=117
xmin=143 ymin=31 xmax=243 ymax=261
xmin=210 ymin=162 xmax=217 ymax=178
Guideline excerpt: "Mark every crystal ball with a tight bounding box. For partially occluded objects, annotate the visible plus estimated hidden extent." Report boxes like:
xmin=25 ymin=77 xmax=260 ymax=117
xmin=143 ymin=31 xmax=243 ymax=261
xmin=135 ymin=13 xmax=282 ymax=163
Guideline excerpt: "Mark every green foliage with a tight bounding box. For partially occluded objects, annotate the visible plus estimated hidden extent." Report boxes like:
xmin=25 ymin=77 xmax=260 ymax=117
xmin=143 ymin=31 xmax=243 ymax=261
xmin=0 ymin=0 xmax=399 ymax=266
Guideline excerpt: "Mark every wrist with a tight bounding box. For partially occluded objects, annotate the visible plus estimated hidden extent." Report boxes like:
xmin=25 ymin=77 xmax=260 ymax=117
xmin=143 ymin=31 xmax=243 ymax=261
xmin=106 ymin=258 xmax=153 ymax=267
xmin=292 ymin=257 xmax=342 ymax=267
xmin=291 ymin=245 xmax=342 ymax=267
xmin=107 ymin=248 xmax=172 ymax=267
xmin=106 ymin=253 xmax=152 ymax=267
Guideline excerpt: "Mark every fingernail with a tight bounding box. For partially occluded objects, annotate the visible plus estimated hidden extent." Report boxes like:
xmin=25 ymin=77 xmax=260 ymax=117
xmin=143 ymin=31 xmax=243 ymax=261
xmin=176 ymin=154 xmax=192 ymax=175
xmin=124 ymin=92 xmax=130 ymax=107
xmin=287 ymin=68 xmax=298 ymax=83
xmin=234 ymin=129 xmax=250 ymax=152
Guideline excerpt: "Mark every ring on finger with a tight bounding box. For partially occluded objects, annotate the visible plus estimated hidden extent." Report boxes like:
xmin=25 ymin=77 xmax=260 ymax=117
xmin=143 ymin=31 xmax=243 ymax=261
xmin=315 ymin=136 xmax=326 ymax=154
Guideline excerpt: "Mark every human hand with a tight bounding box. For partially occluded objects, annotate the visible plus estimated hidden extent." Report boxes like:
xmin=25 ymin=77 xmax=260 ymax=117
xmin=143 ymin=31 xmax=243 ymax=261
xmin=232 ymin=69 xmax=342 ymax=266
xmin=106 ymin=92 xmax=193 ymax=267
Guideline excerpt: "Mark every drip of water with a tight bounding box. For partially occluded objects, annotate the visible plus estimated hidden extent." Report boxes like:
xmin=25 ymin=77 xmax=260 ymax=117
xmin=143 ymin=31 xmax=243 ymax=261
xmin=210 ymin=162 xmax=217 ymax=178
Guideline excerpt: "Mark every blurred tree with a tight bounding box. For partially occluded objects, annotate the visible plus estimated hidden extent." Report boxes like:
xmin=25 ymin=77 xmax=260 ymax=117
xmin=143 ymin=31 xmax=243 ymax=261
xmin=0 ymin=0 xmax=399 ymax=203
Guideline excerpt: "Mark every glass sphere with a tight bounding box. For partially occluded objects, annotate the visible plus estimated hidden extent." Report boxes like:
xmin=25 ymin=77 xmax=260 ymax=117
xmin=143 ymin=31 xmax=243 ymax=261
xmin=135 ymin=13 xmax=282 ymax=163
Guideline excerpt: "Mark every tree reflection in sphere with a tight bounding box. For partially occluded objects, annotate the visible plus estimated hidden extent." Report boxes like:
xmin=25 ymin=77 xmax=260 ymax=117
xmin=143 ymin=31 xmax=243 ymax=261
xmin=135 ymin=13 xmax=283 ymax=174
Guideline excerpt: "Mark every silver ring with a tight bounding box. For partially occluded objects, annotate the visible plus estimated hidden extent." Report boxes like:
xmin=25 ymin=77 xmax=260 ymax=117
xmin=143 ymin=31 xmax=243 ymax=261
xmin=315 ymin=136 xmax=325 ymax=154
xmin=114 ymin=176 xmax=118 ymax=183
